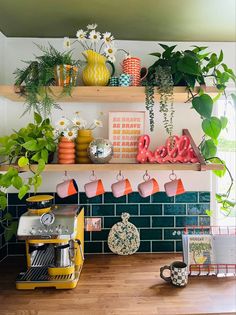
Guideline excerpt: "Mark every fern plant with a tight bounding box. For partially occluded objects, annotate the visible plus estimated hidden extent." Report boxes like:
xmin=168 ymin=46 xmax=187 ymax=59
xmin=14 ymin=44 xmax=80 ymax=118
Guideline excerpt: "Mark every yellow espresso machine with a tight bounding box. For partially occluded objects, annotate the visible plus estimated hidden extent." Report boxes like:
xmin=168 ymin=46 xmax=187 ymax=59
xmin=16 ymin=195 xmax=84 ymax=290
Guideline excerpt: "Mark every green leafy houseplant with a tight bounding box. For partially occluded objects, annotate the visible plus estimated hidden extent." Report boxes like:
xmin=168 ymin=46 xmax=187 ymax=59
xmin=14 ymin=44 xmax=80 ymax=118
xmin=144 ymin=44 xmax=236 ymax=215
xmin=0 ymin=113 xmax=56 ymax=240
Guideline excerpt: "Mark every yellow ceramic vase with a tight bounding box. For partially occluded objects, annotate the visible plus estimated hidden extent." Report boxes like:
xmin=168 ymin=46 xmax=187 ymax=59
xmin=76 ymin=129 xmax=93 ymax=164
xmin=82 ymin=50 xmax=114 ymax=86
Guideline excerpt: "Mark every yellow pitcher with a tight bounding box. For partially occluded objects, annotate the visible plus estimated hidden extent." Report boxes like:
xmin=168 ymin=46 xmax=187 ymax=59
xmin=82 ymin=50 xmax=115 ymax=86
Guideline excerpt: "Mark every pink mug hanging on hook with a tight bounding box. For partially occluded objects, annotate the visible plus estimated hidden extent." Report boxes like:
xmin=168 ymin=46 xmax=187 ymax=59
xmin=122 ymin=56 xmax=148 ymax=86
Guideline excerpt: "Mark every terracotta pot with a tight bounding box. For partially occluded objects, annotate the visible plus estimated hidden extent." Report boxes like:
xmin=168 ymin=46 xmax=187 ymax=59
xmin=58 ymin=137 xmax=75 ymax=164
xmin=76 ymin=129 xmax=93 ymax=164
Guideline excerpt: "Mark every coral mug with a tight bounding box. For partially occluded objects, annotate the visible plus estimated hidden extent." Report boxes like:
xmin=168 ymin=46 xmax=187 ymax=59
xmin=164 ymin=173 xmax=185 ymax=197
xmin=84 ymin=176 xmax=105 ymax=198
xmin=138 ymin=173 xmax=159 ymax=198
xmin=56 ymin=179 xmax=78 ymax=199
xmin=111 ymin=173 xmax=132 ymax=198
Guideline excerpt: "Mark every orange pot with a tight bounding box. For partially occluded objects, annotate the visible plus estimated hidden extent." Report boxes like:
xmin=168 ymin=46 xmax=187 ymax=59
xmin=58 ymin=137 xmax=75 ymax=164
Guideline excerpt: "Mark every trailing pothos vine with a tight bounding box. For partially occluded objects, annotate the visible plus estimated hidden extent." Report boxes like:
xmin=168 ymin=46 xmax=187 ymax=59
xmin=0 ymin=113 xmax=56 ymax=240
xmin=144 ymin=44 xmax=236 ymax=215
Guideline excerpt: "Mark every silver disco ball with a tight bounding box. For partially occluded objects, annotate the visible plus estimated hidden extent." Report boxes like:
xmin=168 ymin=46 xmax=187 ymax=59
xmin=88 ymin=138 xmax=113 ymax=164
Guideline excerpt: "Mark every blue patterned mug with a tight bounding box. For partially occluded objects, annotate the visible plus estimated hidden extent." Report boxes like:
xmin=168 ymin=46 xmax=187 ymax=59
xmin=109 ymin=76 xmax=119 ymax=86
xmin=119 ymin=73 xmax=132 ymax=87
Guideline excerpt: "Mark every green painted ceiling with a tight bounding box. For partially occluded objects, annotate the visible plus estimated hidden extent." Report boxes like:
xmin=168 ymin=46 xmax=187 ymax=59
xmin=0 ymin=0 xmax=235 ymax=41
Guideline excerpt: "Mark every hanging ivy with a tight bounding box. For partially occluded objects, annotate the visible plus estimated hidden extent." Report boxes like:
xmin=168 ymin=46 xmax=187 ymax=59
xmin=143 ymin=44 xmax=236 ymax=215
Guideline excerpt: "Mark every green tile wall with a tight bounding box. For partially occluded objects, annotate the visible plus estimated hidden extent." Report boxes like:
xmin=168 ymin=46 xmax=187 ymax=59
xmin=1 ymin=191 xmax=211 ymax=259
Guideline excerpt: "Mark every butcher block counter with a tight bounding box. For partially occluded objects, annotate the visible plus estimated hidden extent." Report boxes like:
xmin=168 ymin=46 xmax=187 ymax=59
xmin=0 ymin=254 xmax=235 ymax=315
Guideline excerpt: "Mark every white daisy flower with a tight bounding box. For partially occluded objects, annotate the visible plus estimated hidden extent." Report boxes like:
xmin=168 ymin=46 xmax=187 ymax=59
xmin=55 ymin=117 xmax=70 ymax=130
xmin=94 ymin=120 xmax=103 ymax=128
xmin=87 ymin=23 xmax=97 ymax=30
xmin=72 ymin=116 xmax=87 ymax=129
xmin=103 ymin=32 xmax=114 ymax=45
xmin=104 ymin=45 xmax=117 ymax=58
xmin=76 ymin=29 xmax=87 ymax=41
xmin=63 ymin=128 xmax=77 ymax=141
xmin=89 ymin=30 xmax=101 ymax=42
xmin=63 ymin=37 xmax=71 ymax=50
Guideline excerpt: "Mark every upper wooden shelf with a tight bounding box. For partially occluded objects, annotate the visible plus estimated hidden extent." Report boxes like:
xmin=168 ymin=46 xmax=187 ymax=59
xmin=0 ymin=85 xmax=219 ymax=103
xmin=0 ymin=163 xmax=224 ymax=172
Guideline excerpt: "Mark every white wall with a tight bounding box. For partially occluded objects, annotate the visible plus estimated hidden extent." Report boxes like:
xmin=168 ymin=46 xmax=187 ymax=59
xmin=1 ymin=35 xmax=235 ymax=192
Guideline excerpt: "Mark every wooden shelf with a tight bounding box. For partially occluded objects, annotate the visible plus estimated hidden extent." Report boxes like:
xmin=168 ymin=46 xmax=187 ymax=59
xmin=0 ymin=85 xmax=219 ymax=103
xmin=0 ymin=163 xmax=224 ymax=172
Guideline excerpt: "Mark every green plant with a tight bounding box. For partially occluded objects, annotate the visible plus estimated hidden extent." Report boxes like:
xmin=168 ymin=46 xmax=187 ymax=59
xmin=0 ymin=113 xmax=56 ymax=241
xmin=14 ymin=44 xmax=79 ymax=118
xmin=144 ymin=44 xmax=236 ymax=215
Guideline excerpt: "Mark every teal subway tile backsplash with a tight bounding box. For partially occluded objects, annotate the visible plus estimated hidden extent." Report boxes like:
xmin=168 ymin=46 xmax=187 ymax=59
xmin=152 ymin=216 xmax=174 ymax=227
xmin=129 ymin=216 xmax=150 ymax=228
xmin=104 ymin=192 xmax=126 ymax=204
xmin=175 ymin=192 xmax=198 ymax=203
xmin=152 ymin=241 xmax=174 ymax=252
xmin=199 ymin=192 xmax=210 ymax=202
xmin=140 ymin=204 xmax=162 ymax=215
xmin=152 ymin=192 xmax=174 ymax=203
xmin=164 ymin=204 xmax=186 ymax=215
xmin=116 ymin=204 xmax=138 ymax=215
xmin=80 ymin=193 xmax=102 ymax=204
xmin=187 ymin=203 xmax=209 ymax=215
xmin=137 ymin=241 xmax=151 ymax=252
xmin=140 ymin=228 xmax=162 ymax=240
xmin=199 ymin=216 xmax=211 ymax=225
xmin=128 ymin=192 xmax=150 ymax=203
xmin=92 ymin=204 xmax=114 ymax=216
xmin=164 ymin=229 xmax=184 ymax=240
xmin=92 ymin=230 xmax=110 ymax=241
xmin=1 ymin=191 xmax=211 ymax=259
xmin=176 ymin=216 xmax=198 ymax=227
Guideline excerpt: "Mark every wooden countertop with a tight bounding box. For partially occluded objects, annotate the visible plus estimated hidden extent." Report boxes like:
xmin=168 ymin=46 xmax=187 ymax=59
xmin=0 ymin=254 xmax=235 ymax=315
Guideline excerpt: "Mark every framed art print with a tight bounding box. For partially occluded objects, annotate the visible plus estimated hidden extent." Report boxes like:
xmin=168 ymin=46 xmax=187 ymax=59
xmin=109 ymin=111 xmax=145 ymax=163
xmin=85 ymin=218 xmax=102 ymax=232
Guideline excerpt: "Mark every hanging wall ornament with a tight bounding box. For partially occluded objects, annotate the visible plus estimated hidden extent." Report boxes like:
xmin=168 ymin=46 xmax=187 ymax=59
xmin=108 ymin=213 xmax=140 ymax=255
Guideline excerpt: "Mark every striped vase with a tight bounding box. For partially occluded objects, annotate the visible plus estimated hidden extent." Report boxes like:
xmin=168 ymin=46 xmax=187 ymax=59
xmin=76 ymin=129 xmax=93 ymax=164
xmin=58 ymin=137 xmax=76 ymax=164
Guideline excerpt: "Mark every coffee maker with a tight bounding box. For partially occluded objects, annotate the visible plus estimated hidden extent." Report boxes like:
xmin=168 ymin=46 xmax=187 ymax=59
xmin=16 ymin=195 xmax=84 ymax=290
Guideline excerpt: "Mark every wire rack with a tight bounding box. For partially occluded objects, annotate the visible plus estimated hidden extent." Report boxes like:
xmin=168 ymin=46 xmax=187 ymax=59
xmin=183 ymin=226 xmax=236 ymax=277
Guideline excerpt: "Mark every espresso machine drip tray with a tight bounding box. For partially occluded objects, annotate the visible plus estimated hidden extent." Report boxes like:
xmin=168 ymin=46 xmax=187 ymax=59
xmin=16 ymin=267 xmax=77 ymax=283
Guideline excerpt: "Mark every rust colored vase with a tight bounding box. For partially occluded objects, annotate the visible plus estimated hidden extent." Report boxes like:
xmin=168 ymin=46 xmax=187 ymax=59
xmin=76 ymin=129 xmax=93 ymax=164
xmin=58 ymin=137 xmax=76 ymax=164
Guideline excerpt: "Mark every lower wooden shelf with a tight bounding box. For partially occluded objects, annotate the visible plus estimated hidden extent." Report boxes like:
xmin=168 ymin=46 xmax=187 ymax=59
xmin=0 ymin=163 xmax=224 ymax=172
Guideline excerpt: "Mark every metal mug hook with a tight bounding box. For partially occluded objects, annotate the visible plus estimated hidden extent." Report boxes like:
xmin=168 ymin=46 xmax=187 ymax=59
xmin=143 ymin=170 xmax=151 ymax=182
xmin=169 ymin=170 xmax=177 ymax=181
xmin=89 ymin=170 xmax=97 ymax=182
xmin=116 ymin=170 xmax=124 ymax=181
